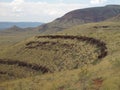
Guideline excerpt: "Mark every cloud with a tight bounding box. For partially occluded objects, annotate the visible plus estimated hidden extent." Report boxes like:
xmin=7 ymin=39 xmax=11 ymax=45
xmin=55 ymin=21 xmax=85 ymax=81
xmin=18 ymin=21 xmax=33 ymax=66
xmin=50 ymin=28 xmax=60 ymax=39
xmin=11 ymin=0 xmax=25 ymax=13
xmin=90 ymin=0 xmax=107 ymax=4
xmin=0 ymin=1 xmax=88 ymax=22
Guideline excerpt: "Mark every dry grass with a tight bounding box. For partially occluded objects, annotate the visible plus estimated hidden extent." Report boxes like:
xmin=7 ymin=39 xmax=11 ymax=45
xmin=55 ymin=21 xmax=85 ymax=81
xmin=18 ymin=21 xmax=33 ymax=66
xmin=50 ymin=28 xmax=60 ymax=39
xmin=0 ymin=21 xmax=120 ymax=90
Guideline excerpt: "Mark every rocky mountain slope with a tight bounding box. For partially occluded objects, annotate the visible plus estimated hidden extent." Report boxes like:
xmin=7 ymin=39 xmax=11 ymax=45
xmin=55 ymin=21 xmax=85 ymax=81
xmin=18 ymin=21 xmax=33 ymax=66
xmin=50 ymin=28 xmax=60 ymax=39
xmin=108 ymin=14 xmax=120 ymax=22
xmin=36 ymin=5 xmax=120 ymax=33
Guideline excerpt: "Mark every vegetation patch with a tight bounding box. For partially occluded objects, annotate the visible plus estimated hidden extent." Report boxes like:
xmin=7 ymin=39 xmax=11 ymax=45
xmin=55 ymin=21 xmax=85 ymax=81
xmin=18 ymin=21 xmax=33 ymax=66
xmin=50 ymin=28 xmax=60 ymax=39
xmin=0 ymin=59 xmax=51 ymax=73
xmin=0 ymin=59 xmax=51 ymax=82
xmin=0 ymin=35 xmax=107 ymax=82
xmin=36 ymin=35 xmax=107 ymax=59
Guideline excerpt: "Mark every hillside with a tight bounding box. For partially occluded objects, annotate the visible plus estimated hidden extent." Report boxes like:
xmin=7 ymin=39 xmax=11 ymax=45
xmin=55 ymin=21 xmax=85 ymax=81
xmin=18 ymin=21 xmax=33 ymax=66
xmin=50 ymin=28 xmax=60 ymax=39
xmin=0 ymin=20 xmax=120 ymax=90
xmin=36 ymin=5 xmax=120 ymax=33
xmin=0 ymin=35 xmax=107 ymax=81
xmin=108 ymin=14 xmax=120 ymax=22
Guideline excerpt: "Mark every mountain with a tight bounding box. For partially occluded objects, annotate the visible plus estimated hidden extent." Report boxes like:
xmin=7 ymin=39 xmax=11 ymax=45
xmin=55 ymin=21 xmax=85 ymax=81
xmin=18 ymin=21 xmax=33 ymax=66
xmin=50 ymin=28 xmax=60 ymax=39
xmin=0 ymin=25 xmax=27 ymax=34
xmin=5 ymin=25 xmax=24 ymax=31
xmin=36 ymin=5 xmax=120 ymax=33
xmin=108 ymin=14 xmax=120 ymax=22
xmin=0 ymin=22 xmax=43 ymax=30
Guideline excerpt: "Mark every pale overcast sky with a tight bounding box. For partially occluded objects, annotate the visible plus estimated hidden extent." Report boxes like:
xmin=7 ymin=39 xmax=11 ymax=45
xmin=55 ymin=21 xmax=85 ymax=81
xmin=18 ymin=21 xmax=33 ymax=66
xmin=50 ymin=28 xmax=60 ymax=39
xmin=0 ymin=0 xmax=120 ymax=22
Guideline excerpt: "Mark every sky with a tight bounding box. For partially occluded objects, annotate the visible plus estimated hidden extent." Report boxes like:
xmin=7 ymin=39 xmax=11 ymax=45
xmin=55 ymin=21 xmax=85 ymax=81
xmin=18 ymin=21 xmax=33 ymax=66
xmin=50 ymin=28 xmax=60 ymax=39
xmin=0 ymin=0 xmax=120 ymax=22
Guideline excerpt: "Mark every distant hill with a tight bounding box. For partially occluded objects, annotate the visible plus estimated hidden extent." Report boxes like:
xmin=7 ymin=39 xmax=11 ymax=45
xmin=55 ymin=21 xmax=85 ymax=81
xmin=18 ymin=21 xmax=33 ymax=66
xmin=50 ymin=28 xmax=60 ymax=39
xmin=0 ymin=22 xmax=43 ymax=30
xmin=0 ymin=25 xmax=41 ymax=36
xmin=36 ymin=5 xmax=120 ymax=33
xmin=5 ymin=25 xmax=24 ymax=31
